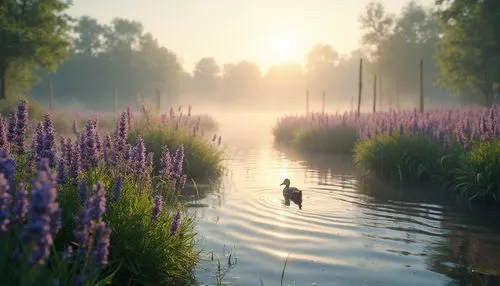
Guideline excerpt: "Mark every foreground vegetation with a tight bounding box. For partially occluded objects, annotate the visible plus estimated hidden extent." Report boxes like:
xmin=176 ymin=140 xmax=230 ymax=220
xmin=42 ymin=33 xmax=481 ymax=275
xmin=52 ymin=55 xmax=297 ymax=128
xmin=274 ymin=105 xmax=500 ymax=204
xmin=0 ymin=99 xmax=225 ymax=285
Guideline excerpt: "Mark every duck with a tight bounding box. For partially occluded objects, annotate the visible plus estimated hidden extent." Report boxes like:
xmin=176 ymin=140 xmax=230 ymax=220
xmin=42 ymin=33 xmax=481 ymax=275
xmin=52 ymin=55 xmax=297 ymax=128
xmin=280 ymin=178 xmax=303 ymax=209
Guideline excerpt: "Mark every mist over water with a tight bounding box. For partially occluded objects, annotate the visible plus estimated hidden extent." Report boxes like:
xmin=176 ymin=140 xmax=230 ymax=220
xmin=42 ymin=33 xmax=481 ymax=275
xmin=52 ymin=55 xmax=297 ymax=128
xmin=189 ymin=110 xmax=500 ymax=286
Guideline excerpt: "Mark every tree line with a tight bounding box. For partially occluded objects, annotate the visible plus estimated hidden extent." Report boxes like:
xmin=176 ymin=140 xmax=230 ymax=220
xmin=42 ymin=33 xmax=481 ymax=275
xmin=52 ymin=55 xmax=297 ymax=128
xmin=1 ymin=0 xmax=499 ymax=110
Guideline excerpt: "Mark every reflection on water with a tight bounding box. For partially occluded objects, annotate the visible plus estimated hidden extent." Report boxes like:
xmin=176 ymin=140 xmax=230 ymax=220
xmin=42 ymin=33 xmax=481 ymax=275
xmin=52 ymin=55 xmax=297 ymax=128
xmin=187 ymin=112 xmax=500 ymax=286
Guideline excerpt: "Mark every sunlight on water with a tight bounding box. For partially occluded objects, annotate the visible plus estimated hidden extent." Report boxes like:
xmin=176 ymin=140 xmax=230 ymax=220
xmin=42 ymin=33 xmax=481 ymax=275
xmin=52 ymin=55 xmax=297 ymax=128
xmin=190 ymin=112 xmax=500 ymax=286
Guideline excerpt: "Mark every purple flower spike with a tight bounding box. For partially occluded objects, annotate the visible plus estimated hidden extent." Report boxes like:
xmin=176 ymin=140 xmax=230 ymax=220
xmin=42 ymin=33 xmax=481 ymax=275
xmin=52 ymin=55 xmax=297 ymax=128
xmin=159 ymin=146 xmax=172 ymax=180
xmin=0 ymin=149 xmax=15 ymax=188
xmin=134 ymin=136 xmax=146 ymax=175
xmin=0 ymin=118 xmax=8 ymax=150
xmin=92 ymin=221 xmax=111 ymax=266
xmin=42 ymin=114 xmax=57 ymax=168
xmin=78 ymin=180 xmax=88 ymax=204
xmin=14 ymin=100 xmax=29 ymax=155
xmin=56 ymin=158 xmax=66 ymax=185
xmin=12 ymin=182 xmax=28 ymax=223
xmin=23 ymin=171 xmax=59 ymax=265
xmin=7 ymin=109 xmax=17 ymax=144
xmin=170 ymin=211 xmax=181 ymax=235
xmin=70 ymin=144 xmax=82 ymax=181
xmin=152 ymin=195 xmax=163 ymax=220
xmin=112 ymin=176 xmax=123 ymax=202
xmin=0 ymin=174 xmax=12 ymax=232
xmin=172 ymin=145 xmax=184 ymax=178
xmin=91 ymin=182 xmax=107 ymax=221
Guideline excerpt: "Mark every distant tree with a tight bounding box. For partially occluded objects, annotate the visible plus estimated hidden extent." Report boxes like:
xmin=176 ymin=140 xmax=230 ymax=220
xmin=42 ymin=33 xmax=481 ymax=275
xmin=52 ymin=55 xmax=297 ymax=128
xmin=0 ymin=0 xmax=72 ymax=100
xmin=221 ymin=61 xmax=261 ymax=100
xmin=29 ymin=16 xmax=183 ymax=110
xmin=73 ymin=16 xmax=105 ymax=56
xmin=192 ymin=57 xmax=220 ymax=96
xmin=436 ymin=0 xmax=500 ymax=106
xmin=359 ymin=1 xmax=395 ymax=61
xmin=305 ymin=44 xmax=339 ymax=92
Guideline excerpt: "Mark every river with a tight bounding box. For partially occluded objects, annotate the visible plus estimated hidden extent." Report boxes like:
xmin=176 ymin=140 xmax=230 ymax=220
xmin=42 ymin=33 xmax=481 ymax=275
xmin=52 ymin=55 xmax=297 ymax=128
xmin=188 ymin=111 xmax=500 ymax=286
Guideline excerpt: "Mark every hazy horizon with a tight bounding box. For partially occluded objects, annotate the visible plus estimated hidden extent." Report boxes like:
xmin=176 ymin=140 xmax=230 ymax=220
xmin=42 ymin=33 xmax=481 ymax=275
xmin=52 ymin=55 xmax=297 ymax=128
xmin=67 ymin=0 xmax=434 ymax=74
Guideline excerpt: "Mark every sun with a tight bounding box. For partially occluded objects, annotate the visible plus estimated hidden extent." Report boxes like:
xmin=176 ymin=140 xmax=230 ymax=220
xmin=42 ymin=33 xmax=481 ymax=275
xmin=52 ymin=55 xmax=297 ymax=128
xmin=270 ymin=36 xmax=300 ymax=63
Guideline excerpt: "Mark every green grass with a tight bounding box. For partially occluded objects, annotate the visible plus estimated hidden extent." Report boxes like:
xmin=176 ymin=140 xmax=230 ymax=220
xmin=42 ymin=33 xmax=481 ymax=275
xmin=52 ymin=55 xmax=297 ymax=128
xmin=446 ymin=140 xmax=500 ymax=203
xmin=354 ymin=134 xmax=500 ymax=204
xmin=354 ymin=134 xmax=449 ymax=185
xmin=293 ymin=127 xmax=358 ymax=154
xmin=129 ymin=125 xmax=224 ymax=182
xmin=273 ymin=124 xmax=359 ymax=155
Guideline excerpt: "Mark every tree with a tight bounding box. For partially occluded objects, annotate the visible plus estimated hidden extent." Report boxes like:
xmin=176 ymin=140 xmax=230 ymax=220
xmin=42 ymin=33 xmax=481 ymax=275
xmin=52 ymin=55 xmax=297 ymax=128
xmin=359 ymin=1 xmax=395 ymax=61
xmin=0 ymin=0 xmax=72 ymax=100
xmin=221 ymin=61 xmax=261 ymax=100
xmin=73 ymin=16 xmax=105 ymax=56
xmin=436 ymin=0 xmax=500 ymax=106
xmin=192 ymin=57 xmax=220 ymax=96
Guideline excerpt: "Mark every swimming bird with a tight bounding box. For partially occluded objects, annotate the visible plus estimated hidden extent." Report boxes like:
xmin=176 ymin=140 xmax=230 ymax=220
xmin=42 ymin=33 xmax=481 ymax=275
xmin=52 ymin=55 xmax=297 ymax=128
xmin=280 ymin=178 xmax=302 ymax=209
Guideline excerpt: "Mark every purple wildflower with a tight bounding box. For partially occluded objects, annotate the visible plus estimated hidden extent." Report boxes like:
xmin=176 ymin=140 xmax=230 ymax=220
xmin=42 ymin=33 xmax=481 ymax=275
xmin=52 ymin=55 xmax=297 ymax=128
xmin=7 ymin=109 xmax=17 ymax=144
xmin=12 ymin=182 xmax=28 ymax=222
xmin=152 ymin=195 xmax=163 ymax=220
xmin=112 ymin=176 xmax=123 ymax=202
xmin=91 ymin=182 xmax=107 ymax=221
xmin=92 ymin=221 xmax=111 ymax=266
xmin=0 ymin=118 xmax=7 ymax=150
xmin=176 ymin=174 xmax=187 ymax=190
xmin=70 ymin=143 xmax=82 ymax=181
xmin=172 ymin=145 xmax=184 ymax=178
xmin=170 ymin=211 xmax=181 ymax=235
xmin=78 ymin=180 xmax=88 ymax=204
xmin=42 ymin=114 xmax=57 ymax=168
xmin=23 ymin=171 xmax=59 ymax=265
xmin=14 ymin=100 xmax=29 ymax=155
xmin=0 ymin=149 xmax=15 ymax=188
xmin=134 ymin=136 xmax=146 ymax=175
xmin=56 ymin=158 xmax=66 ymax=185
xmin=159 ymin=146 xmax=172 ymax=180
xmin=82 ymin=120 xmax=99 ymax=169
xmin=0 ymin=174 xmax=11 ymax=232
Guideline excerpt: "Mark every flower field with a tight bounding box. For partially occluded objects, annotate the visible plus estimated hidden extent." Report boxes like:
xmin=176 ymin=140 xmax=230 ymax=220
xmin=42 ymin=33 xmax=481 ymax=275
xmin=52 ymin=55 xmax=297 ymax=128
xmin=0 ymin=99 xmax=221 ymax=285
xmin=274 ymin=106 xmax=500 ymax=203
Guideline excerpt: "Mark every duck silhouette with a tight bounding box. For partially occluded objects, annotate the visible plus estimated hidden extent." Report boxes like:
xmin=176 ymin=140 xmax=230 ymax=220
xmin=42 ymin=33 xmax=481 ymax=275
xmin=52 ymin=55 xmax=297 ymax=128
xmin=280 ymin=178 xmax=303 ymax=210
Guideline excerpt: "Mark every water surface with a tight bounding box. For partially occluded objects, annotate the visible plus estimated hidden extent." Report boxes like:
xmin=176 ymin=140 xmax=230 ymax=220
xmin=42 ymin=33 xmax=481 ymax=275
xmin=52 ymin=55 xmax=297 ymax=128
xmin=190 ymin=111 xmax=500 ymax=286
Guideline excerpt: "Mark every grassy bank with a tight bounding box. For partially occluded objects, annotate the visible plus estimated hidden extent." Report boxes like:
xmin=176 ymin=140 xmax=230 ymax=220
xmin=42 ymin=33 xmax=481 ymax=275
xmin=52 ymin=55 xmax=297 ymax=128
xmin=0 ymin=99 xmax=203 ymax=285
xmin=273 ymin=112 xmax=361 ymax=154
xmin=127 ymin=102 xmax=224 ymax=182
xmin=274 ymin=107 xmax=500 ymax=204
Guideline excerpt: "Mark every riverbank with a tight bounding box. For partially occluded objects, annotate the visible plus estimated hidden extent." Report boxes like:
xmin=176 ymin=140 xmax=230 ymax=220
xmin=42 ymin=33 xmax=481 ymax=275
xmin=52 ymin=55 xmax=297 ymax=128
xmin=0 ymin=99 xmax=223 ymax=285
xmin=273 ymin=106 xmax=500 ymax=205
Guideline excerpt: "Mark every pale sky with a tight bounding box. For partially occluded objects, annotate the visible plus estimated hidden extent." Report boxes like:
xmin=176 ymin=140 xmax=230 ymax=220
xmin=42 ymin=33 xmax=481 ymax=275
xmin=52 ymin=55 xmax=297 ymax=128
xmin=68 ymin=0 xmax=434 ymax=73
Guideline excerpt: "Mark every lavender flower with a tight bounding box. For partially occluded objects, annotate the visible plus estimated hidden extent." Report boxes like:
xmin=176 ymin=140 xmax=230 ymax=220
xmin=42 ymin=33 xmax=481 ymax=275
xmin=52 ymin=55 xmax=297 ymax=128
xmin=170 ymin=211 xmax=181 ymax=235
xmin=172 ymin=144 xmax=184 ymax=178
xmin=0 ymin=174 xmax=11 ymax=232
xmin=42 ymin=114 xmax=57 ymax=168
xmin=0 ymin=149 xmax=15 ymax=188
xmin=113 ymin=176 xmax=123 ymax=202
xmin=56 ymin=158 xmax=66 ymax=185
xmin=159 ymin=146 xmax=172 ymax=180
xmin=14 ymin=100 xmax=29 ymax=154
xmin=82 ymin=120 xmax=99 ymax=169
xmin=78 ymin=180 xmax=88 ymax=204
xmin=92 ymin=221 xmax=111 ymax=266
xmin=62 ymin=245 xmax=73 ymax=261
xmin=91 ymin=182 xmax=107 ymax=221
xmin=12 ymin=182 xmax=28 ymax=222
xmin=23 ymin=171 xmax=60 ymax=265
xmin=0 ymin=118 xmax=8 ymax=150
xmin=134 ymin=136 xmax=146 ymax=175
xmin=70 ymin=144 xmax=82 ymax=181
xmin=7 ymin=109 xmax=17 ymax=144
xmin=151 ymin=195 xmax=163 ymax=220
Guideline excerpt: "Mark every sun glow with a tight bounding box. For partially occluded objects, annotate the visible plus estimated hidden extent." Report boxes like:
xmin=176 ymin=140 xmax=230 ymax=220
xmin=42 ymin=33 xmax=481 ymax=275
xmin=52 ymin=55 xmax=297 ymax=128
xmin=270 ymin=35 xmax=301 ymax=63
